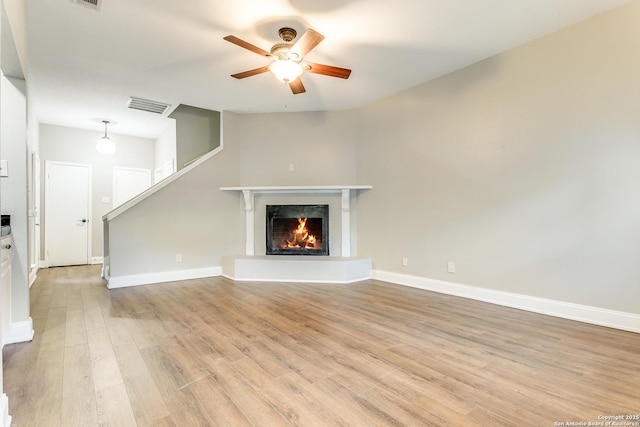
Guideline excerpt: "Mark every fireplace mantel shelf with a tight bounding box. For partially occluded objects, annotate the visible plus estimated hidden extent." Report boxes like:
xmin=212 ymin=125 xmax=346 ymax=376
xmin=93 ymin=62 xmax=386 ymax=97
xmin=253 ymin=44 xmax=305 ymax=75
xmin=221 ymin=185 xmax=372 ymax=258
xmin=220 ymin=185 xmax=372 ymax=194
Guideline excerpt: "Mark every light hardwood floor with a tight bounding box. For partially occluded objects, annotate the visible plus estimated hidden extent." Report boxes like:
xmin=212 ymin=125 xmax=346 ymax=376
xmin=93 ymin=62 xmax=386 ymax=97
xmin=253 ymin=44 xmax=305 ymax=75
xmin=3 ymin=265 xmax=639 ymax=426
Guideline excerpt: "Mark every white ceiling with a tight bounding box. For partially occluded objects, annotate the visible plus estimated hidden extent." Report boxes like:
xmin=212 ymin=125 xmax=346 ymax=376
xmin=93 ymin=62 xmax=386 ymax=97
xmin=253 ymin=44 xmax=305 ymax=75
xmin=25 ymin=0 xmax=629 ymax=139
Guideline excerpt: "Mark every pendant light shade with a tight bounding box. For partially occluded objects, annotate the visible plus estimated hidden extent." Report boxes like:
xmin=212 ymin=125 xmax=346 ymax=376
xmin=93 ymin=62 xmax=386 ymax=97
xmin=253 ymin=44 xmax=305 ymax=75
xmin=96 ymin=120 xmax=115 ymax=154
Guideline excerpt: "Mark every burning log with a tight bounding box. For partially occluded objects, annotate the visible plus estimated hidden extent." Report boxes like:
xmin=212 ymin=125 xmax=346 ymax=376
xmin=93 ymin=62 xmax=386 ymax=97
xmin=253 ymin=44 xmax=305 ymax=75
xmin=282 ymin=218 xmax=317 ymax=249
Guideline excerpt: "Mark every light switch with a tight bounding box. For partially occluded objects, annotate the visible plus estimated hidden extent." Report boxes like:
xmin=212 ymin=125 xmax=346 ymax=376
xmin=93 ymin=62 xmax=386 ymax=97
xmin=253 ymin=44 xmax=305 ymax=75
xmin=447 ymin=261 xmax=456 ymax=273
xmin=102 ymin=196 xmax=110 ymax=203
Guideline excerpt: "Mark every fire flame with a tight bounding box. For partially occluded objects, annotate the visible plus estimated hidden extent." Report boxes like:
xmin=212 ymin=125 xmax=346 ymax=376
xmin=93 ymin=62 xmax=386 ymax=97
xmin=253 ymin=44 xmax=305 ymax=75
xmin=284 ymin=218 xmax=317 ymax=249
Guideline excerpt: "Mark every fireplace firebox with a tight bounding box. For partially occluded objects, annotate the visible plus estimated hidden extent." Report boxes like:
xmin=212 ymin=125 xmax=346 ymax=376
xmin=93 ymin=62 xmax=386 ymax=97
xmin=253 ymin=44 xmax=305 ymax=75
xmin=266 ymin=204 xmax=329 ymax=256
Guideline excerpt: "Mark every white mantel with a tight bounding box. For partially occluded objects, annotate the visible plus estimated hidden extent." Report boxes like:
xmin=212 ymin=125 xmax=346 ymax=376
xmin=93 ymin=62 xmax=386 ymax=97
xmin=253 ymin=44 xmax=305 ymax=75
xmin=220 ymin=185 xmax=372 ymax=257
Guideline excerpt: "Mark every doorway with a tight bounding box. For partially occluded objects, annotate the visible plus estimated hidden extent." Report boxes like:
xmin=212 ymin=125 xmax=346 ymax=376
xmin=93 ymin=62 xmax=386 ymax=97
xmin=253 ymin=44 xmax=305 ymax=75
xmin=45 ymin=161 xmax=91 ymax=266
xmin=113 ymin=166 xmax=151 ymax=208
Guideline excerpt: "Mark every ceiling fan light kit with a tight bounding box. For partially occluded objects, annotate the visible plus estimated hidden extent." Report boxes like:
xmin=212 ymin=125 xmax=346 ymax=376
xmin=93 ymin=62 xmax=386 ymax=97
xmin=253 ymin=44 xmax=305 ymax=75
xmin=269 ymin=60 xmax=303 ymax=83
xmin=224 ymin=27 xmax=351 ymax=94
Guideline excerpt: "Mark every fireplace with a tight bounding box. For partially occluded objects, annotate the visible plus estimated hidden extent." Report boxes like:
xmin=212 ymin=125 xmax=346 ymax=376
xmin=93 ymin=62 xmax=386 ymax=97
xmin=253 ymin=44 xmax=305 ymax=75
xmin=266 ymin=204 xmax=329 ymax=256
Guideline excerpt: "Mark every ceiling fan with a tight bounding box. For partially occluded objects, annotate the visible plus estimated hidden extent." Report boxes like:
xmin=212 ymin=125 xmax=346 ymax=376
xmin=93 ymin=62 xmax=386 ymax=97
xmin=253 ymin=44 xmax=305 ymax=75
xmin=223 ymin=27 xmax=351 ymax=94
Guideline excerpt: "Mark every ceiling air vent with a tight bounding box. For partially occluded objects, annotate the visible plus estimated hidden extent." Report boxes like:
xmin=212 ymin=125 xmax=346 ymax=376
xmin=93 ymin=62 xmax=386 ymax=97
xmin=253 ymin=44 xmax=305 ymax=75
xmin=127 ymin=97 xmax=171 ymax=115
xmin=72 ymin=0 xmax=102 ymax=11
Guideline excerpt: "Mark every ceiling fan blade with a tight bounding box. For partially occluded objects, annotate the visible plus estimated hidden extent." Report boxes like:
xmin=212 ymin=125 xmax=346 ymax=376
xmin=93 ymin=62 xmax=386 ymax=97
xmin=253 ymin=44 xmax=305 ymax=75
xmin=305 ymin=62 xmax=352 ymax=79
xmin=290 ymin=29 xmax=324 ymax=59
xmin=231 ymin=66 xmax=270 ymax=79
xmin=223 ymin=35 xmax=271 ymax=57
xmin=289 ymin=78 xmax=306 ymax=94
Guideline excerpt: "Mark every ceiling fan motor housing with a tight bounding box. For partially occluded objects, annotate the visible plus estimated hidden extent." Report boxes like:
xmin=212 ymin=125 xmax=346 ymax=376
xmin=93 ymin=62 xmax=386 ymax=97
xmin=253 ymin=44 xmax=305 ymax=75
xmin=278 ymin=27 xmax=297 ymax=42
xmin=271 ymin=28 xmax=300 ymax=60
xmin=270 ymin=43 xmax=294 ymax=60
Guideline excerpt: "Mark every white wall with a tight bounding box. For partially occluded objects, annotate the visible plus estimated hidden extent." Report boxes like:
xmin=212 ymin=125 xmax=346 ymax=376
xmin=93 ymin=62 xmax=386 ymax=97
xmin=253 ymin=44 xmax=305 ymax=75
xmin=39 ymin=124 xmax=155 ymax=261
xmin=0 ymin=75 xmax=31 ymax=340
xmin=356 ymin=1 xmax=640 ymax=315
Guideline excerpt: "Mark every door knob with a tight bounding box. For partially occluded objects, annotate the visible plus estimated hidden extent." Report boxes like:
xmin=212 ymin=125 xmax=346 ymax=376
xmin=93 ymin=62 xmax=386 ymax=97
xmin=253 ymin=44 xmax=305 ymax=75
xmin=80 ymin=219 xmax=88 ymax=223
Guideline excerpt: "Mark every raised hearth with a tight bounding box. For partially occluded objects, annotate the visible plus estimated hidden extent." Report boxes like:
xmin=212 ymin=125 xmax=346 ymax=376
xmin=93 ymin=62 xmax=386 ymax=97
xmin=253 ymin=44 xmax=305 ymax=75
xmin=222 ymin=256 xmax=371 ymax=283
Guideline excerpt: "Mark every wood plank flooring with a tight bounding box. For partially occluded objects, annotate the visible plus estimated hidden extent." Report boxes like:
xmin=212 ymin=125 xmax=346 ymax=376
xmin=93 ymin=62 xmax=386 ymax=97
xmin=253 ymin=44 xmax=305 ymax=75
xmin=3 ymin=265 xmax=639 ymax=426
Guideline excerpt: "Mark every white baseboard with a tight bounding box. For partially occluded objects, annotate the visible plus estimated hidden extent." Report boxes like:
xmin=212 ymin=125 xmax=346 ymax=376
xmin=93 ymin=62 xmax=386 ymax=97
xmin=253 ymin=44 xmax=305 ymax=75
xmin=372 ymin=270 xmax=640 ymax=334
xmin=0 ymin=394 xmax=10 ymax=427
xmin=221 ymin=274 xmax=368 ymax=284
xmin=29 ymin=269 xmax=37 ymax=288
xmin=108 ymin=266 xmax=223 ymax=289
xmin=38 ymin=258 xmax=102 ymax=268
xmin=5 ymin=317 xmax=34 ymax=344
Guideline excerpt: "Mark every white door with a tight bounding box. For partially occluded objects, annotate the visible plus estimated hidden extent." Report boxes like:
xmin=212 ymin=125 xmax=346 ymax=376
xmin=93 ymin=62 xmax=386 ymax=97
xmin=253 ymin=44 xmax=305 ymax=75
xmin=30 ymin=152 xmax=41 ymax=277
xmin=113 ymin=167 xmax=151 ymax=208
xmin=45 ymin=161 xmax=91 ymax=267
xmin=154 ymin=159 xmax=175 ymax=184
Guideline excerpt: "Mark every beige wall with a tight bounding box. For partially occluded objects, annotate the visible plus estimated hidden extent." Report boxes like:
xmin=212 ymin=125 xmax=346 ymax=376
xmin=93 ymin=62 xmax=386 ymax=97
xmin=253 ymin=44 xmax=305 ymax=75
xmin=356 ymin=1 xmax=640 ymax=314
xmin=170 ymin=105 xmax=221 ymax=171
xmin=106 ymin=2 xmax=640 ymax=316
xmin=233 ymin=110 xmax=358 ymax=186
xmin=108 ymin=119 xmax=242 ymax=277
xmin=107 ymin=110 xmax=360 ymax=276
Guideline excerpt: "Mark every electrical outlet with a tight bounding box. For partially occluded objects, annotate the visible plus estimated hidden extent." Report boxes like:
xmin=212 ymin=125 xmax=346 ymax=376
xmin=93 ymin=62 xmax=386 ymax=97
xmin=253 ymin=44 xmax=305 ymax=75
xmin=447 ymin=261 xmax=455 ymax=273
xmin=289 ymin=163 xmax=295 ymax=172
xmin=176 ymin=253 xmax=182 ymax=263
xmin=402 ymin=257 xmax=408 ymax=266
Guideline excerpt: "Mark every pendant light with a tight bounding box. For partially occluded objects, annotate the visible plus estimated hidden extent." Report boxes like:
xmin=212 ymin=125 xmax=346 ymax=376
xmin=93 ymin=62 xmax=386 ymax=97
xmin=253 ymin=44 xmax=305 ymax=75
xmin=96 ymin=120 xmax=115 ymax=154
